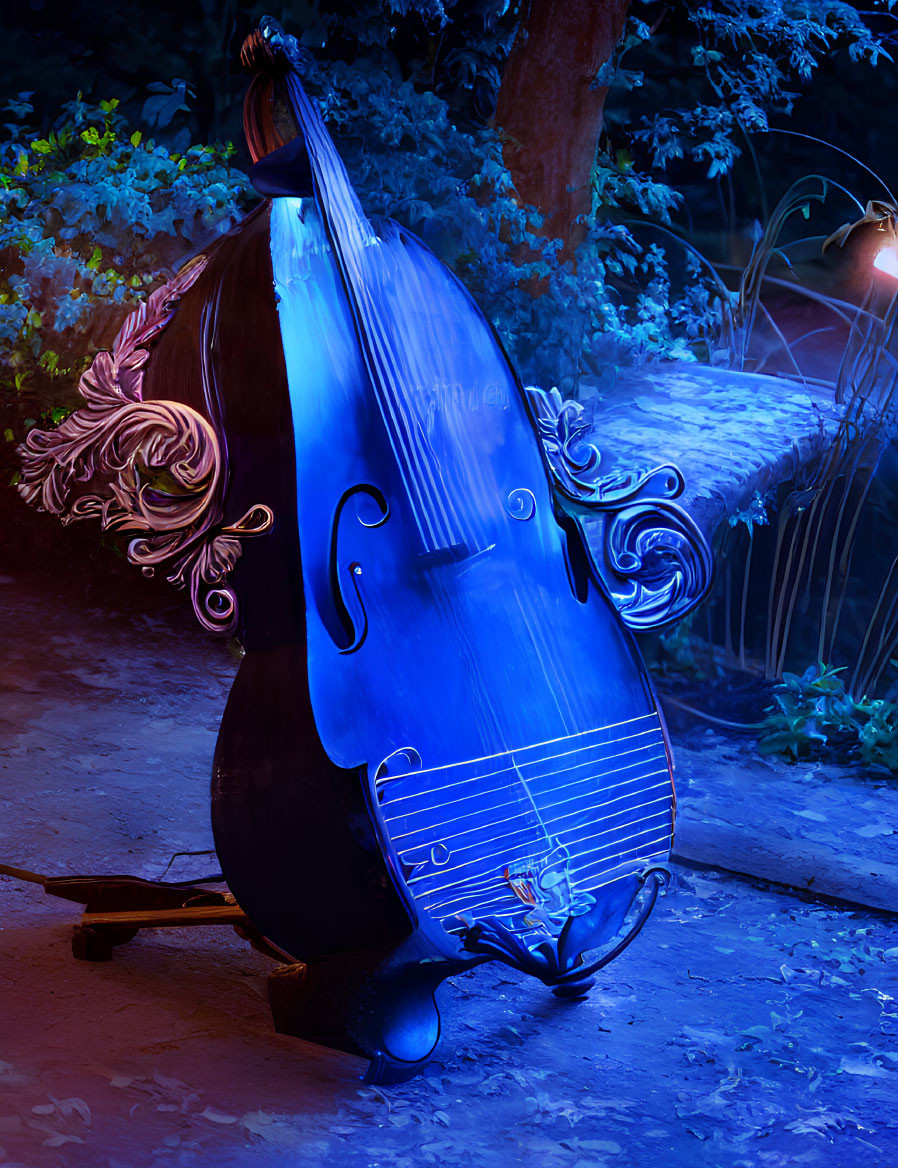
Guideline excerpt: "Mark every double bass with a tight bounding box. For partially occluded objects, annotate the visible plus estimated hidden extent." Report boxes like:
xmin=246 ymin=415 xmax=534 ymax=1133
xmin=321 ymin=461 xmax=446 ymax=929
xmin=18 ymin=17 xmax=711 ymax=1082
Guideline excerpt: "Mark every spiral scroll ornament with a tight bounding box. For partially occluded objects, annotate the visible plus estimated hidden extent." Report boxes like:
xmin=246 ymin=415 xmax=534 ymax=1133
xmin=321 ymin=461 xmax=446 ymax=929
xmin=525 ymin=385 xmax=712 ymax=629
xmin=17 ymin=257 xmax=273 ymax=633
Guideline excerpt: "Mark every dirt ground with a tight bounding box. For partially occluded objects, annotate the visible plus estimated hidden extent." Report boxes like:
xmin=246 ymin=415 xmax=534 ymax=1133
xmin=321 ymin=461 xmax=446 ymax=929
xmin=2 ymin=535 xmax=898 ymax=1168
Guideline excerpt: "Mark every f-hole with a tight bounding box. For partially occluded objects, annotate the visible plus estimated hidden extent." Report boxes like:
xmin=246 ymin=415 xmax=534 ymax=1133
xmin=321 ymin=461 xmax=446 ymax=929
xmin=557 ymin=512 xmax=590 ymax=604
xmin=326 ymin=484 xmax=390 ymax=652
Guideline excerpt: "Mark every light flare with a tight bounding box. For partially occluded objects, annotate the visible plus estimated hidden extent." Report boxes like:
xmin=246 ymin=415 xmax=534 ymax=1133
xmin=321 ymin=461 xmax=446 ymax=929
xmin=873 ymin=245 xmax=898 ymax=280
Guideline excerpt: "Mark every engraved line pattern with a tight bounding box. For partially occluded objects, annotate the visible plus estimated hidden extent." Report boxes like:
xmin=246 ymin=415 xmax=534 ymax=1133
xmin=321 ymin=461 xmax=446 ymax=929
xmin=376 ymin=713 xmax=672 ymax=935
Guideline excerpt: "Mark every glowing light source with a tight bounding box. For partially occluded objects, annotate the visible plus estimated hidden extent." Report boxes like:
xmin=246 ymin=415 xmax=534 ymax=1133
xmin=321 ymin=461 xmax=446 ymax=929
xmin=873 ymin=245 xmax=898 ymax=281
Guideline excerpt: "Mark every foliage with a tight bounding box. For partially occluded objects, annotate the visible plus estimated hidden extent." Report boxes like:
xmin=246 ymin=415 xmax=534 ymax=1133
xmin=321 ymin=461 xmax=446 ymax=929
xmin=614 ymin=1 xmax=893 ymax=181
xmin=0 ymin=91 xmax=252 ymax=452
xmin=652 ymin=611 xmax=724 ymax=682
xmin=759 ymin=661 xmax=898 ymax=772
xmin=5 ymin=0 xmax=889 ymax=408
xmin=296 ymin=0 xmax=893 ymax=387
xmin=296 ymin=28 xmax=711 ymax=393
xmin=695 ymin=141 xmax=898 ymax=698
xmin=3 ymin=0 xmax=893 ymax=464
xmin=728 ymin=488 xmax=774 ymax=538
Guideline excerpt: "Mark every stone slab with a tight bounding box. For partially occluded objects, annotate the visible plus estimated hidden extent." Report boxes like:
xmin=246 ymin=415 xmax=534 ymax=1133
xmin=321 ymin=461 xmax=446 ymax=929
xmin=578 ymin=362 xmax=844 ymax=536
xmin=671 ymin=726 xmax=898 ymax=914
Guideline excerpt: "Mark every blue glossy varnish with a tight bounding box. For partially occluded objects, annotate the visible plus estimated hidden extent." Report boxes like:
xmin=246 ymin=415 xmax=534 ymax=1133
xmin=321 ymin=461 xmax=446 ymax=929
xmin=267 ymin=66 xmax=673 ymax=960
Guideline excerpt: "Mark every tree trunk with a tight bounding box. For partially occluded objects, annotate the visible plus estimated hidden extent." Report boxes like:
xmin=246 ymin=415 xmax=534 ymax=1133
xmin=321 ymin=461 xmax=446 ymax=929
xmin=493 ymin=0 xmax=631 ymax=258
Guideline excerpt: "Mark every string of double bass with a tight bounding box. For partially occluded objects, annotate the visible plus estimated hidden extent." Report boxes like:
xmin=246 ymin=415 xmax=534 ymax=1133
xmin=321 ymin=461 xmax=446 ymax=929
xmin=396 ymin=784 xmax=672 ymax=865
xmin=380 ymin=712 xmax=662 ymax=797
xmin=407 ymin=801 xmax=671 ymax=895
xmin=394 ymin=770 xmax=670 ymax=864
xmin=419 ymin=799 xmax=671 ymax=911
xmin=423 ymin=829 xmax=671 ymax=917
xmin=387 ymin=744 xmax=670 ymax=889
xmin=425 ymin=830 xmax=672 ymax=925
xmin=386 ymin=740 xmax=668 ymax=841
xmin=380 ymin=716 xmax=666 ymax=826
xmin=284 ymin=72 xmax=471 ymax=556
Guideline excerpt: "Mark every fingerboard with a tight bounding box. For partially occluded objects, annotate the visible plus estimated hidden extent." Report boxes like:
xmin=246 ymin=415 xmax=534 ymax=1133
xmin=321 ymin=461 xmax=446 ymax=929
xmin=284 ymin=72 xmax=473 ymax=558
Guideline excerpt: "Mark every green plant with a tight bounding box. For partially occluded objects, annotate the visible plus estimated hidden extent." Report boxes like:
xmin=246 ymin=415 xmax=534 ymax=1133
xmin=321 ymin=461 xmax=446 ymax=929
xmin=759 ymin=660 xmax=898 ymax=772
xmin=653 ymin=612 xmax=723 ymax=682
xmin=620 ymin=1 xmax=892 ymax=183
xmin=0 ymin=90 xmax=252 ymax=456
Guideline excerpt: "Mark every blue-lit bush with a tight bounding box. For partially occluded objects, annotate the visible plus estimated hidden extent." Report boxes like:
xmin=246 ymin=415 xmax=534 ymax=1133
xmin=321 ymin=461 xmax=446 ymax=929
xmin=297 ymin=53 xmax=712 ymax=394
xmin=0 ymin=92 xmax=252 ymax=444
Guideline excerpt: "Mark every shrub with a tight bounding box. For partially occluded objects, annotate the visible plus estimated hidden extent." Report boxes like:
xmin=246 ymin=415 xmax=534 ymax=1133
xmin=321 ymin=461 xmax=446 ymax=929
xmin=759 ymin=661 xmax=898 ymax=773
xmin=0 ymin=91 xmax=252 ymax=456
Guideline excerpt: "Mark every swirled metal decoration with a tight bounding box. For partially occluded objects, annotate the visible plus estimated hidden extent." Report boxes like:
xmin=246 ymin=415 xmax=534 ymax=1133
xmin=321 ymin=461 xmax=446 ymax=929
xmin=17 ymin=257 xmax=273 ymax=634
xmin=525 ymin=384 xmax=712 ymax=629
xmin=505 ymin=487 xmax=536 ymax=521
xmin=461 ymin=866 xmax=670 ymax=998
xmin=524 ymin=384 xmax=623 ymax=504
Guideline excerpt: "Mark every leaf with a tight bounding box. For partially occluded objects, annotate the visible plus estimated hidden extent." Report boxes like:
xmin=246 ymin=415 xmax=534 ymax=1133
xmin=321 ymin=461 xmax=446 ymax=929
xmin=152 ymin=1069 xmax=188 ymax=1091
xmin=55 ymin=1097 xmax=91 ymax=1125
xmin=241 ymin=1111 xmax=303 ymax=1147
xmin=200 ymin=1107 xmax=238 ymax=1124
xmin=838 ymin=1057 xmax=889 ymax=1078
xmin=578 ymin=1139 xmax=621 ymax=1153
xmin=0 ymin=1062 xmax=29 ymax=1086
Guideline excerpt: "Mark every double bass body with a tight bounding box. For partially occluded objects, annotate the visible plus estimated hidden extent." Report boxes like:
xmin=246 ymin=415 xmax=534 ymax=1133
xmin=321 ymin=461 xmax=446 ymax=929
xmin=205 ymin=19 xmax=691 ymax=1081
xmin=13 ymin=16 xmax=711 ymax=1084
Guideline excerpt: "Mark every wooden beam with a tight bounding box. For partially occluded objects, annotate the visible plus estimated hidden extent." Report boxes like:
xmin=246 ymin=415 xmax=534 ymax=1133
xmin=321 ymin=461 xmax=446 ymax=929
xmin=81 ymin=905 xmax=247 ymax=929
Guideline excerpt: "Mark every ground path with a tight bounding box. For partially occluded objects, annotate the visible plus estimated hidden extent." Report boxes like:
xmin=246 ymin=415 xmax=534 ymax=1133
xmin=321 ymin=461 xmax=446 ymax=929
xmin=1 ymin=554 xmax=896 ymax=1167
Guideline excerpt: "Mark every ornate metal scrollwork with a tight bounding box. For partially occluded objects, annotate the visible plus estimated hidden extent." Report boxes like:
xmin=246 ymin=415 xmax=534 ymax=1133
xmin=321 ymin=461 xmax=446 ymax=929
xmin=461 ymin=866 xmax=670 ymax=999
xmin=526 ymin=385 xmax=712 ymax=629
xmin=17 ymin=258 xmax=273 ymax=633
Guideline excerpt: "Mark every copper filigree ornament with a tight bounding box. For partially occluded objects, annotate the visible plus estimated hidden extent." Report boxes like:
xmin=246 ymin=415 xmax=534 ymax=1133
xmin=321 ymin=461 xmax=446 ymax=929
xmin=823 ymin=199 xmax=898 ymax=254
xmin=17 ymin=257 xmax=273 ymax=633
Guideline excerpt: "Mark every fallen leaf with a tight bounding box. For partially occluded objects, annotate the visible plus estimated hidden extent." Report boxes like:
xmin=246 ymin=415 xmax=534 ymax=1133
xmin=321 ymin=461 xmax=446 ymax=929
xmin=200 ymin=1107 xmax=238 ymax=1124
xmin=838 ymin=1058 xmax=889 ymax=1078
xmin=55 ymin=1097 xmax=91 ymax=1126
xmin=0 ymin=1063 xmax=30 ymax=1086
xmin=242 ymin=1111 xmax=303 ymax=1147
xmin=152 ymin=1070 xmax=188 ymax=1092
